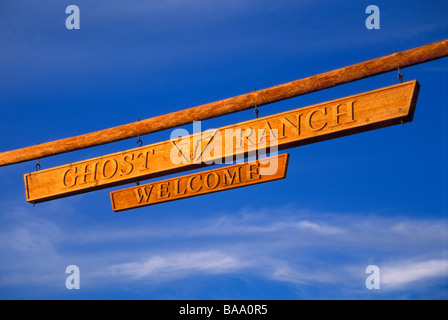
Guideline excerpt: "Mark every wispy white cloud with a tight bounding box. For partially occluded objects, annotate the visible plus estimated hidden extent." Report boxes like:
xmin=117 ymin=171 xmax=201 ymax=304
xmin=267 ymin=262 xmax=339 ymax=285
xmin=108 ymin=250 xmax=249 ymax=281
xmin=382 ymin=259 xmax=448 ymax=288
xmin=296 ymin=220 xmax=344 ymax=235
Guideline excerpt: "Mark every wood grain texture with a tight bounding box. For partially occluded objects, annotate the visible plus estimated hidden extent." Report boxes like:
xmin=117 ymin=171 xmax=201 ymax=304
xmin=110 ymin=154 xmax=289 ymax=212
xmin=24 ymin=80 xmax=419 ymax=204
xmin=2 ymin=39 xmax=446 ymax=167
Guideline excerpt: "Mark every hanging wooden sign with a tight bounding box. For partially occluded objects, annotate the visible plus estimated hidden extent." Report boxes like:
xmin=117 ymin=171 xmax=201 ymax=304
xmin=24 ymin=80 xmax=419 ymax=204
xmin=110 ymin=154 xmax=289 ymax=212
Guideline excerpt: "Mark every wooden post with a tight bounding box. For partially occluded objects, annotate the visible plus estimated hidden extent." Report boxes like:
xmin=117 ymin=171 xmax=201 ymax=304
xmin=1 ymin=39 xmax=446 ymax=167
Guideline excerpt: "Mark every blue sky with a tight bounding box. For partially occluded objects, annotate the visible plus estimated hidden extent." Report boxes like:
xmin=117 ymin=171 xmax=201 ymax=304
xmin=0 ymin=0 xmax=447 ymax=300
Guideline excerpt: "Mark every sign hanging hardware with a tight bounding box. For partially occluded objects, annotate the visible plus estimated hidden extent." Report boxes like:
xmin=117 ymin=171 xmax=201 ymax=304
xmin=33 ymin=143 xmax=41 ymax=207
xmin=137 ymin=137 xmax=143 ymax=147
xmin=398 ymin=67 xmax=404 ymax=83
xmin=253 ymin=89 xmax=260 ymax=161
xmin=136 ymin=118 xmax=142 ymax=186
xmin=393 ymin=51 xmax=404 ymax=83
xmin=35 ymin=142 xmax=41 ymax=171
xmin=136 ymin=118 xmax=143 ymax=147
xmin=254 ymin=88 xmax=259 ymax=119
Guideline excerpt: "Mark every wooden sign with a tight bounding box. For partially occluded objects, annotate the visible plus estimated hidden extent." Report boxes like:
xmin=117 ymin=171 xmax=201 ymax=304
xmin=110 ymin=154 xmax=289 ymax=212
xmin=24 ymin=80 xmax=419 ymax=204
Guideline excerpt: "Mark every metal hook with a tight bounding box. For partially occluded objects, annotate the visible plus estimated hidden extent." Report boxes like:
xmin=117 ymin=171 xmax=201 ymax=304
xmin=398 ymin=67 xmax=404 ymax=83
xmin=136 ymin=118 xmax=143 ymax=147
xmin=394 ymin=51 xmax=404 ymax=83
xmin=254 ymin=88 xmax=259 ymax=119
xmin=35 ymin=142 xmax=41 ymax=171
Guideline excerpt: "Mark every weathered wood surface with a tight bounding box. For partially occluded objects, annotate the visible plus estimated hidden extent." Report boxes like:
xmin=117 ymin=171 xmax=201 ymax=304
xmin=2 ymin=39 xmax=446 ymax=167
xmin=111 ymin=154 xmax=289 ymax=212
xmin=24 ymin=80 xmax=419 ymax=203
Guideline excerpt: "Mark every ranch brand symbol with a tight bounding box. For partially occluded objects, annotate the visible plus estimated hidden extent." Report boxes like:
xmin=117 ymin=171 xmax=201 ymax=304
xmin=111 ymin=154 xmax=289 ymax=212
xmin=24 ymin=81 xmax=419 ymax=203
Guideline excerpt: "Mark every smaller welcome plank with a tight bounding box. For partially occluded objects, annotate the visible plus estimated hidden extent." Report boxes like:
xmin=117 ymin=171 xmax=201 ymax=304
xmin=110 ymin=154 xmax=289 ymax=212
